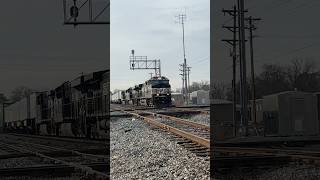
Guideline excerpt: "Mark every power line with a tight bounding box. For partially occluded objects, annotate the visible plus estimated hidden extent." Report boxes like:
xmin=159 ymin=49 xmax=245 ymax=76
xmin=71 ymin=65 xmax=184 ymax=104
xmin=192 ymin=56 xmax=209 ymax=64
xmin=258 ymin=34 xmax=320 ymax=39
xmin=280 ymin=1 xmax=320 ymax=16
xmin=246 ymin=0 xmax=293 ymax=11
xmin=255 ymin=42 xmax=320 ymax=63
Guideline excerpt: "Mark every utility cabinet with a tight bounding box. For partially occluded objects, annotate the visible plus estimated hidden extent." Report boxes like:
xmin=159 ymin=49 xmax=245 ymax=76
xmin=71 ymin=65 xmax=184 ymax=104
xmin=263 ymin=91 xmax=318 ymax=136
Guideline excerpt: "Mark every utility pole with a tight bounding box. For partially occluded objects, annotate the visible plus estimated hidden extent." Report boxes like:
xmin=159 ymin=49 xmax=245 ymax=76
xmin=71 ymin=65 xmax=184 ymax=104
xmin=179 ymin=63 xmax=185 ymax=96
xmin=1 ymin=103 xmax=4 ymax=133
xmin=238 ymin=0 xmax=249 ymax=136
xmin=1 ymin=102 xmax=11 ymax=133
xmin=222 ymin=5 xmax=244 ymax=137
xmin=176 ymin=13 xmax=189 ymax=104
xmin=245 ymin=16 xmax=261 ymax=126
xmin=187 ymin=66 xmax=191 ymax=102
xmin=232 ymin=6 xmax=237 ymax=137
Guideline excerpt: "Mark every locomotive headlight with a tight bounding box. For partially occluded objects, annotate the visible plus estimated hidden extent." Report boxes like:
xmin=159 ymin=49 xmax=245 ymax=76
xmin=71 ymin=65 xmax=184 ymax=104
xmin=157 ymin=94 xmax=159 ymax=96
xmin=167 ymin=93 xmax=169 ymax=95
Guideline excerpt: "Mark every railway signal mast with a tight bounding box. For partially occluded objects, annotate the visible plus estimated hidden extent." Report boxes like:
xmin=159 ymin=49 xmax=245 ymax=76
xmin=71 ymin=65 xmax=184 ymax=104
xmin=63 ymin=0 xmax=110 ymax=26
xmin=129 ymin=50 xmax=162 ymax=77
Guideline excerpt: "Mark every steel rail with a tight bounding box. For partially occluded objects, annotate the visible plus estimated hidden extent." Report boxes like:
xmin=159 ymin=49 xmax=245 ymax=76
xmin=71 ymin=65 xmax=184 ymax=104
xmin=215 ymin=146 xmax=320 ymax=164
xmin=1 ymin=137 xmax=108 ymax=160
xmin=0 ymin=141 xmax=109 ymax=179
xmin=0 ymin=162 xmax=107 ymax=177
xmin=135 ymin=110 xmax=210 ymax=131
xmin=121 ymin=110 xmax=210 ymax=148
xmin=7 ymin=133 xmax=107 ymax=145
xmin=172 ymin=107 xmax=210 ymax=115
xmin=216 ymin=146 xmax=320 ymax=155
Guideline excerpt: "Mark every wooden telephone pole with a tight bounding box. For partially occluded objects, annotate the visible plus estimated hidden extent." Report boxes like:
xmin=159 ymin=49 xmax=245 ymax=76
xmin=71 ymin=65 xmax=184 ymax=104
xmin=245 ymin=16 xmax=261 ymax=126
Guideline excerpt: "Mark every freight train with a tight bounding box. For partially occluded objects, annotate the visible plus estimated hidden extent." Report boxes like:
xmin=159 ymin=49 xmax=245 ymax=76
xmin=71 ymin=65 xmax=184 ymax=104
xmin=111 ymin=76 xmax=172 ymax=108
xmin=3 ymin=70 xmax=109 ymax=139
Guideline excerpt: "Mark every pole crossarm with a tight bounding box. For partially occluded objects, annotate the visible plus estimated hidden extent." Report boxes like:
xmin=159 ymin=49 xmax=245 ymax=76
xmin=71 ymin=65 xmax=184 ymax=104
xmin=222 ymin=9 xmax=248 ymax=16
xmin=222 ymin=39 xmax=248 ymax=46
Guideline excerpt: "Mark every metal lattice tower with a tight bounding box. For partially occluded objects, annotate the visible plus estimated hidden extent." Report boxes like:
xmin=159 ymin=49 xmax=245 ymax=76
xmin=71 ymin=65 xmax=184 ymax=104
xmin=129 ymin=50 xmax=161 ymax=77
xmin=176 ymin=13 xmax=189 ymax=104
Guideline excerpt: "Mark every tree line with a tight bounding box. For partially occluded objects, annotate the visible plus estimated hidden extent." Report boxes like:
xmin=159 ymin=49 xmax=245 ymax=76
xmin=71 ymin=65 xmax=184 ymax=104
xmin=212 ymin=58 xmax=320 ymax=102
xmin=0 ymin=86 xmax=34 ymax=104
xmin=3 ymin=58 xmax=318 ymax=104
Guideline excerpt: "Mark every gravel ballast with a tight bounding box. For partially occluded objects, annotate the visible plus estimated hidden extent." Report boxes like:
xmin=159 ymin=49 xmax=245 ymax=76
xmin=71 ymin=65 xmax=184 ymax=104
xmin=216 ymin=165 xmax=320 ymax=180
xmin=188 ymin=114 xmax=210 ymax=126
xmin=0 ymin=157 xmax=51 ymax=169
xmin=256 ymin=165 xmax=320 ymax=180
xmin=110 ymin=116 xmax=210 ymax=179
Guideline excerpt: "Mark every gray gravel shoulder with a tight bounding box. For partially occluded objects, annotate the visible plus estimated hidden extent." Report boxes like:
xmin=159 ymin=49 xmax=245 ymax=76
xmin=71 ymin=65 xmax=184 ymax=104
xmin=111 ymin=117 xmax=210 ymax=180
xmin=257 ymin=165 xmax=320 ymax=180
xmin=188 ymin=114 xmax=210 ymax=126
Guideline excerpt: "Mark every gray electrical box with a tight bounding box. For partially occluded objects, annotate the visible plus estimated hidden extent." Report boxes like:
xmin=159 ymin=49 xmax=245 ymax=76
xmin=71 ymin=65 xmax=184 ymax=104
xmin=212 ymin=100 xmax=234 ymax=140
xmin=263 ymin=91 xmax=318 ymax=136
xmin=0 ymin=104 xmax=3 ymax=132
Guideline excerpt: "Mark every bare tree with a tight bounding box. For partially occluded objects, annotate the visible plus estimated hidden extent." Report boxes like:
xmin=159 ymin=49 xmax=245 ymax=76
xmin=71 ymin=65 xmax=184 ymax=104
xmin=254 ymin=63 xmax=289 ymax=98
xmin=286 ymin=58 xmax=320 ymax=91
xmin=10 ymin=86 xmax=34 ymax=103
xmin=225 ymin=58 xmax=320 ymax=101
xmin=211 ymin=81 xmax=227 ymax=99
xmin=189 ymin=81 xmax=210 ymax=92
xmin=0 ymin=93 xmax=8 ymax=103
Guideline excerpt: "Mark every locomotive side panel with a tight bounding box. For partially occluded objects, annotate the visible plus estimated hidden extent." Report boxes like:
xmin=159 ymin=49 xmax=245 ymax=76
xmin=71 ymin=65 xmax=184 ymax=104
xmin=4 ymin=70 xmax=109 ymax=139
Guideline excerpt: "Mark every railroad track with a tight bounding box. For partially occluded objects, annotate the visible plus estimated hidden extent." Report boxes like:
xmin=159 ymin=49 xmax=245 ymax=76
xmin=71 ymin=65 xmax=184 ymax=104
xmin=113 ymin=107 xmax=210 ymax=157
xmin=170 ymin=107 xmax=210 ymax=115
xmin=110 ymin=104 xmax=156 ymax=111
xmin=111 ymin=104 xmax=210 ymax=115
xmin=135 ymin=110 xmax=210 ymax=139
xmin=7 ymin=133 xmax=107 ymax=146
xmin=213 ymin=145 xmax=320 ymax=178
xmin=0 ymin=135 xmax=109 ymax=179
xmin=216 ymin=146 xmax=320 ymax=163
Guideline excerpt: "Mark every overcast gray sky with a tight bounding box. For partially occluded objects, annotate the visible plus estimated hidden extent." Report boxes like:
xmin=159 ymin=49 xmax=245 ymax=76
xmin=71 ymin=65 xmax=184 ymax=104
xmin=0 ymin=0 xmax=108 ymax=97
xmin=213 ymin=0 xmax=320 ymax=84
xmin=110 ymin=0 xmax=209 ymax=92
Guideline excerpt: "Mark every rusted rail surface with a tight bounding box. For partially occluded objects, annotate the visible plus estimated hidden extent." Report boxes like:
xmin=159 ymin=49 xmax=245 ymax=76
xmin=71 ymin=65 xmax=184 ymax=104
xmin=135 ymin=110 xmax=210 ymax=131
xmin=121 ymin=110 xmax=210 ymax=148
xmin=111 ymin=104 xmax=210 ymax=115
xmin=172 ymin=107 xmax=210 ymax=115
